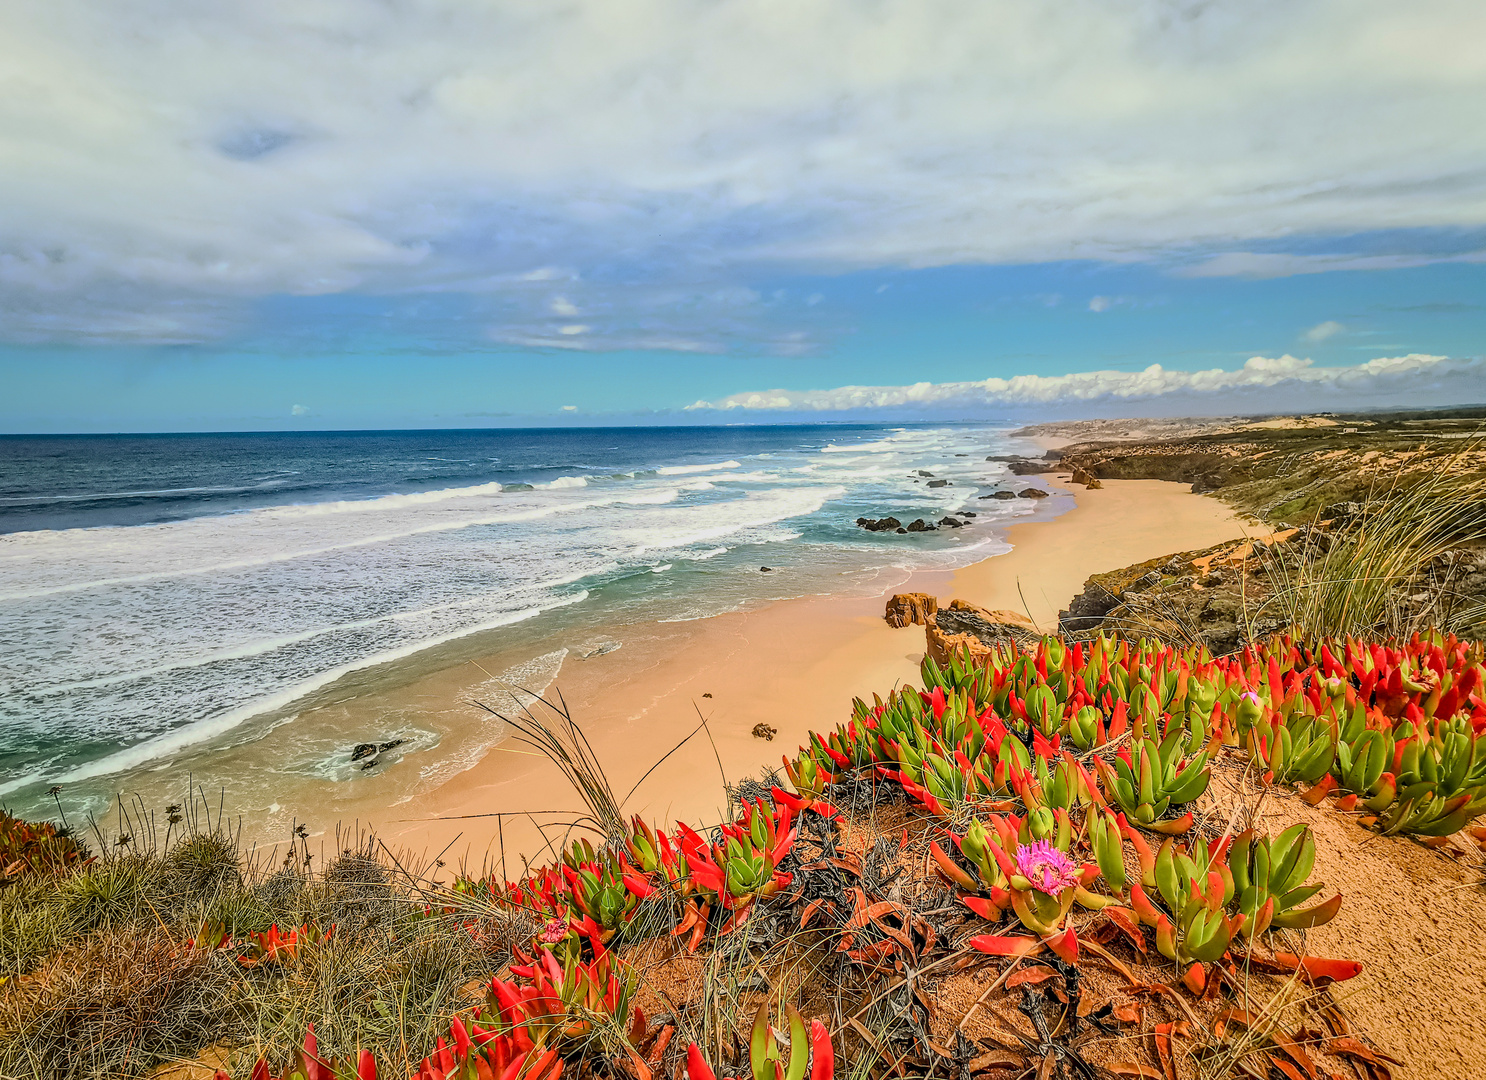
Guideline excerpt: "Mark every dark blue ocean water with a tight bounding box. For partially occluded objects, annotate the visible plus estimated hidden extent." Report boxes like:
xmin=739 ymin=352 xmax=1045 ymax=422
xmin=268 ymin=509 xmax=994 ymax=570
xmin=0 ymin=424 xmax=1057 ymax=823
xmin=0 ymin=426 xmax=916 ymax=533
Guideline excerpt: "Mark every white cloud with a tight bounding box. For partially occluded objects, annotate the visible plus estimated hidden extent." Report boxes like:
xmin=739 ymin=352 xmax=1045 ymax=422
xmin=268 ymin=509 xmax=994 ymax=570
xmin=1303 ymin=320 xmax=1345 ymax=342
xmin=1181 ymin=250 xmax=1486 ymax=279
xmin=558 ymin=324 xmax=590 ymax=335
xmin=290 ymin=404 xmax=308 ymax=415
xmin=688 ymin=354 xmax=1484 ymax=412
xmin=550 ymin=296 xmax=580 ymax=316
xmin=1088 ymin=296 xmax=1112 ymax=312
xmin=1 ymin=1 xmax=1485 ymax=342
xmin=560 ymin=405 xmax=578 ymax=411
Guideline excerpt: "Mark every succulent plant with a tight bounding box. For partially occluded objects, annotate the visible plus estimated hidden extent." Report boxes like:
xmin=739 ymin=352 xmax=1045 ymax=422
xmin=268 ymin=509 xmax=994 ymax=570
xmin=560 ymin=841 xmax=652 ymax=943
xmin=1094 ymin=732 xmax=1210 ymax=833
xmin=413 ymin=1011 xmax=564 ymax=1080
xmin=1375 ymin=715 xmax=1486 ymax=836
xmin=678 ymin=797 xmax=795 ymax=932
xmin=1245 ymin=711 xmax=1337 ymax=786
xmin=493 ymin=944 xmax=639 ymax=1048
xmin=1084 ymin=806 xmax=1128 ymax=895
xmin=685 ymin=1002 xmax=833 ymax=1080
xmin=950 ymin=809 xmax=1103 ymax=961
xmin=1128 ymin=835 xmax=1244 ymax=991
xmin=236 ymin=923 xmax=330 ymax=968
xmin=1330 ymin=719 xmax=1395 ymax=799
xmin=217 ymin=1026 xmax=376 ymax=1080
xmin=0 ymin=811 xmax=92 ymax=882
xmin=1229 ymin=825 xmax=1341 ymax=936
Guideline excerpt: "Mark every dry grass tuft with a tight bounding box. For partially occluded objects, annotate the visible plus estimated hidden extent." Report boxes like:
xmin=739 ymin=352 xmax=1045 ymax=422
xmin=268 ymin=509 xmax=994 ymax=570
xmin=1258 ymin=449 xmax=1486 ymax=639
xmin=0 ymin=927 xmax=234 ymax=1077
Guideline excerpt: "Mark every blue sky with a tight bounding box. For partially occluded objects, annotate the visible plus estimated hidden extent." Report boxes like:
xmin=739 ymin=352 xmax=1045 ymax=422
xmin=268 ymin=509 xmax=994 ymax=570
xmin=2 ymin=2 xmax=1485 ymax=431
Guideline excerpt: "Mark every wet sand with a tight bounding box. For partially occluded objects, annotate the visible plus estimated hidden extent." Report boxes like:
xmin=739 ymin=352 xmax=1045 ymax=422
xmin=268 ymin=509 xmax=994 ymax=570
xmin=355 ymin=475 xmax=1250 ymax=876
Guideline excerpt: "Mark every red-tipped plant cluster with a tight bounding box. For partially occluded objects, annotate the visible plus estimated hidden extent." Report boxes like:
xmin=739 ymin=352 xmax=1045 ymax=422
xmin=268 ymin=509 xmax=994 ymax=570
xmin=216 ymin=630 xmax=1483 ymax=1078
xmin=0 ymin=809 xmax=92 ymax=883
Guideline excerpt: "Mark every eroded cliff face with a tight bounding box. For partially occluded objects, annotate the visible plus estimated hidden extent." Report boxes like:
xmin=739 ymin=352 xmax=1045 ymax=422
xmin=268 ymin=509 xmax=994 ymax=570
xmin=1058 ymin=528 xmax=1486 ymax=654
xmin=924 ymin=601 xmax=1040 ymax=665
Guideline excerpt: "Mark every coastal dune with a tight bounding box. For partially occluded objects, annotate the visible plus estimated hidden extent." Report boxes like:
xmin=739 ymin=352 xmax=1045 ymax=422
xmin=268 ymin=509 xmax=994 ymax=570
xmin=379 ymin=476 xmax=1250 ymax=871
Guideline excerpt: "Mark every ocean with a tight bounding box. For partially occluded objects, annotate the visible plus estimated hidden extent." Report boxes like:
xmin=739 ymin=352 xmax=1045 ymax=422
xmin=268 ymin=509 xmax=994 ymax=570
xmin=0 ymin=423 xmax=1059 ymax=826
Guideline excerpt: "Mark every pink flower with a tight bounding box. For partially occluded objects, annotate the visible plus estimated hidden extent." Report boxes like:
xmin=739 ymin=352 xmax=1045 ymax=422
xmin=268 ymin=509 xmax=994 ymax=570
xmin=1014 ymin=840 xmax=1080 ymax=897
xmin=539 ymin=918 xmax=569 ymax=944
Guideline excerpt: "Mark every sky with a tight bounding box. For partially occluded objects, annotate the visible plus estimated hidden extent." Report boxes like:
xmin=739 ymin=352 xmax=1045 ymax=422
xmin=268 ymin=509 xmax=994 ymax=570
xmin=3 ymin=0 xmax=1485 ymax=432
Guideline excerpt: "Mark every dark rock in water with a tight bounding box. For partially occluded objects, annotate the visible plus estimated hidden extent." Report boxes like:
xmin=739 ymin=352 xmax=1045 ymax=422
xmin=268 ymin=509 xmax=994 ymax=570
xmin=955 ymin=453 xmax=968 ymax=457
xmin=981 ymin=491 xmax=1018 ymax=501
xmin=1009 ymin=460 xmax=1056 ymax=475
xmin=1017 ymin=488 xmax=1049 ymax=499
xmin=962 ymin=511 xmax=977 ymax=517
xmin=985 ymin=455 xmax=1024 ymax=462
xmin=856 ymin=516 xmax=903 ymax=532
xmin=759 ymin=566 xmax=773 ymax=572
xmin=916 ymin=470 xmax=934 ymax=477
xmin=352 ymin=739 xmax=406 ymax=764
xmin=905 ymin=519 xmax=936 ymax=532
xmin=360 ymin=761 xmax=378 ymax=771
xmin=926 ymin=479 xmax=949 ymax=488
xmin=895 ymin=527 xmax=907 ymax=533
xmin=938 ymin=516 xmax=964 ymax=528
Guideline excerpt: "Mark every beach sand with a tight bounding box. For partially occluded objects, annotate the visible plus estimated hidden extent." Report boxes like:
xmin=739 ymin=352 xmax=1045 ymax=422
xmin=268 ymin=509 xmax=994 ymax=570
xmin=364 ymin=476 xmax=1250 ymax=875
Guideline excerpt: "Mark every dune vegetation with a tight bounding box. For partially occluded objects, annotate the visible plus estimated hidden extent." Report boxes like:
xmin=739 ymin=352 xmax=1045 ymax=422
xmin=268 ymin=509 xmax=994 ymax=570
xmin=4 ymin=620 xmax=1484 ymax=1080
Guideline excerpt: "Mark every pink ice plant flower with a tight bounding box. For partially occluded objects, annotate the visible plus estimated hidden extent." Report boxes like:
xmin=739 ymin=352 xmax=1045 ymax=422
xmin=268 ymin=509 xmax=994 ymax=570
xmin=1014 ymin=840 xmax=1081 ymax=897
xmin=539 ymin=918 xmax=569 ymax=944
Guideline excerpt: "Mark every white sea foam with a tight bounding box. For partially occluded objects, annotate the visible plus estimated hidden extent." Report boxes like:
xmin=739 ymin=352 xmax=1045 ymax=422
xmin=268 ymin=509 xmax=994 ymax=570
xmin=680 ymin=546 xmax=729 ymax=560
xmin=0 ymin=423 xmax=1035 ymax=811
xmin=7 ymin=593 xmax=590 ymax=792
xmin=655 ymin=460 xmax=741 ymax=474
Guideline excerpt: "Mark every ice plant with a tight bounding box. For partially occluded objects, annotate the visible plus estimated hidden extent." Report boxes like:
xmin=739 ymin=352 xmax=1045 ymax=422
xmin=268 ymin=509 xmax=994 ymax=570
xmin=1245 ymin=711 xmax=1338 ymax=786
xmin=413 ymin=1011 xmax=564 ymax=1080
xmin=685 ymin=1002 xmax=833 ymax=1080
xmin=958 ymin=809 xmax=1099 ymax=963
xmin=1014 ymin=839 xmax=1080 ymax=897
xmin=236 ymin=923 xmax=330 ymax=968
xmin=1230 ymin=825 xmax=1341 ymax=936
xmin=1094 ymin=730 xmax=1210 ymax=833
xmin=1084 ymin=807 xmax=1128 ymax=894
xmin=1375 ymin=714 xmax=1486 ymax=836
xmin=1128 ymin=835 xmax=1245 ymax=992
xmin=489 ymin=944 xmax=638 ymax=1048
xmin=677 ymin=797 xmax=796 ymax=936
xmin=218 ymin=1025 xmax=377 ymax=1080
xmin=0 ymin=810 xmax=92 ymax=881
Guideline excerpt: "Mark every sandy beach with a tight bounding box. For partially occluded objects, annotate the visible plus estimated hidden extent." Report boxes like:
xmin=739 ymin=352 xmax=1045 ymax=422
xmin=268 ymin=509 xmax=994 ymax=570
xmin=368 ymin=474 xmax=1250 ymax=874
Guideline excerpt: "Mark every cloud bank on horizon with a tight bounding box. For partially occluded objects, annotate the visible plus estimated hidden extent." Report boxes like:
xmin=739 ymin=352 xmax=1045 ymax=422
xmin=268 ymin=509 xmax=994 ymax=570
xmin=688 ymin=353 xmax=1486 ymax=417
xmin=3 ymin=0 xmax=1486 ymax=355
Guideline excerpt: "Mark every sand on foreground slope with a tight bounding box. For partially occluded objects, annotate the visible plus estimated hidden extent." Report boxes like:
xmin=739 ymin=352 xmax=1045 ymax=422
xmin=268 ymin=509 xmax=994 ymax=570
xmin=377 ymin=478 xmax=1251 ymax=867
